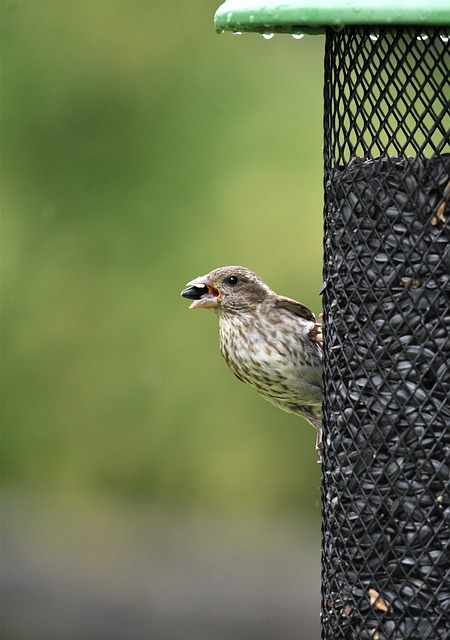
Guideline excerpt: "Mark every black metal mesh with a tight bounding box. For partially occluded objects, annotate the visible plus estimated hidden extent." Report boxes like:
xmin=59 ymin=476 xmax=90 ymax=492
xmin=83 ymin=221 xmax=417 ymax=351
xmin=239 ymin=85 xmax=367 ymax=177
xmin=321 ymin=27 xmax=450 ymax=640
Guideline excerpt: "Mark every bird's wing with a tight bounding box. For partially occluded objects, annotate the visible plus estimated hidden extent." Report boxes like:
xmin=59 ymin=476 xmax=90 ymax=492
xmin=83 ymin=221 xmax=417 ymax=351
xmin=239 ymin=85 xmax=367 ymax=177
xmin=274 ymin=296 xmax=316 ymax=322
xmin=275 ymin=296 xmax=323 ymax=349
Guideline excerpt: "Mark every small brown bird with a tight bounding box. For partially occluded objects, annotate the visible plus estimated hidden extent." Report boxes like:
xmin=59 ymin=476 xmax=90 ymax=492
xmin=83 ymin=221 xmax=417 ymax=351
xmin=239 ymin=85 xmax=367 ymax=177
xmin=181 ymin=266 xmax=323 ymax=458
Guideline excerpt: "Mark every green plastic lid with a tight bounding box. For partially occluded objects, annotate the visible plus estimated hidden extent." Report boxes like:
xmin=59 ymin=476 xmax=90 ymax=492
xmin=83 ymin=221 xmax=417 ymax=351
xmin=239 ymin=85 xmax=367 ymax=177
xmin=214 ymin=0 xmax=450 ymax=34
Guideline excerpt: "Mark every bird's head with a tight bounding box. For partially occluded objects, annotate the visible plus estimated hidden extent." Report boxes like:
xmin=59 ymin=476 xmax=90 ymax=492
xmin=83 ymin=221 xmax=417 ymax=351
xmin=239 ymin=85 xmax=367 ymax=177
xmin=181 ymin=266 xmax=271 ymax=314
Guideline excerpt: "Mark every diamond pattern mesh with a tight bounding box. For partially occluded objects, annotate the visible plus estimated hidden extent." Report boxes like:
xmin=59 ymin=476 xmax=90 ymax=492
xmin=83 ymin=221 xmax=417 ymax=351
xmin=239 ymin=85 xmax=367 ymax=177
xmin=321 ymin=27 xmax=450 ymax=640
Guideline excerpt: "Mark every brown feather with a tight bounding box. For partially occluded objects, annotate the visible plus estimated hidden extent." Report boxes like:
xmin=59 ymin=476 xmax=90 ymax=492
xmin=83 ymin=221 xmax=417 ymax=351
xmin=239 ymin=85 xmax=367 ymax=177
xmin=273 ymin=295 xmax=316 ymax=322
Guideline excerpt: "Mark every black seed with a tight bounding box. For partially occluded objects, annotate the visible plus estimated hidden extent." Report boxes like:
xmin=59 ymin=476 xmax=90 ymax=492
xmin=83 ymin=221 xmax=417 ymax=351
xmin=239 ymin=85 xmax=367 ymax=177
xmin=323 ymin=152 xmax=450 ymax=636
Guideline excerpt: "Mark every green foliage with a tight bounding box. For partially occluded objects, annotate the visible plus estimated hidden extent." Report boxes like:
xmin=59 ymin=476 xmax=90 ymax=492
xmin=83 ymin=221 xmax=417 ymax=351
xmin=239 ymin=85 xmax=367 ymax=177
xmin=2 ymin=0 xmax=325 ymax=516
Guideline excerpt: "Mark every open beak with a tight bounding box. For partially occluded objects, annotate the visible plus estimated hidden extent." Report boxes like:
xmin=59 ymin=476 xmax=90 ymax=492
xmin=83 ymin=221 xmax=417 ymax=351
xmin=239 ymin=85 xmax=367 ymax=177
xmin=181 ymin=274 xmax=220 ymax=309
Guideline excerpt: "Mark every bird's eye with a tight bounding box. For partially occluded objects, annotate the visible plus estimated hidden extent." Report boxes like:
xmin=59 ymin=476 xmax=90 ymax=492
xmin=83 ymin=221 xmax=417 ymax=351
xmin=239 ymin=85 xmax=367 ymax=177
xmin=227 ymin=275 xmax=238 ymax=286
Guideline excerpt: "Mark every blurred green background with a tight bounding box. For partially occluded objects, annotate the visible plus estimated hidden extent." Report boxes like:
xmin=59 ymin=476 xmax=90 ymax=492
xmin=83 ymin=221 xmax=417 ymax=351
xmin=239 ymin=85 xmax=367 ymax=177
xmin=2 ymin=1 xmax=324 ymax=638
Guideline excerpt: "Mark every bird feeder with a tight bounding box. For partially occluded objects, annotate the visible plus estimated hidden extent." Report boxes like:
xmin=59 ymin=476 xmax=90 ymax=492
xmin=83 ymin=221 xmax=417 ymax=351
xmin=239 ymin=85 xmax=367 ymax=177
xmin=214 ymin=2 xmax=450 ymax=639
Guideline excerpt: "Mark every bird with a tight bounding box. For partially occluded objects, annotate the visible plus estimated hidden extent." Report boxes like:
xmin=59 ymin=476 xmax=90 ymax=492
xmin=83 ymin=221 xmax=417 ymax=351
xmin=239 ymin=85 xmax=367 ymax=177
xmin=181 ymin=266 xmax=323 ymax=459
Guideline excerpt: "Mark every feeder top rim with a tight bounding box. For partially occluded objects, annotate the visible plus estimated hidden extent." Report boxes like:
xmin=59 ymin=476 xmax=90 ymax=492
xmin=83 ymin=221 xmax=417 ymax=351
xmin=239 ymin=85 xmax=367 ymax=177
xmin=214 ymin=0 xmax=450 ymax=34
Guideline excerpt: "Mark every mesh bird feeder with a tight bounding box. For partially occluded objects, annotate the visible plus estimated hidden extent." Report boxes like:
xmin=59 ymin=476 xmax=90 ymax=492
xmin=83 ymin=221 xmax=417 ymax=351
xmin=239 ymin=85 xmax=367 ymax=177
xmin=214 ymin=2 xmax=450 ymax=639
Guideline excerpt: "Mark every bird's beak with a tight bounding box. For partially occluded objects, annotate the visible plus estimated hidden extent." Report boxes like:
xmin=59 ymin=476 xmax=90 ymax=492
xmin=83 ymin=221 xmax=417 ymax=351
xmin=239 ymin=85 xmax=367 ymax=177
xmin=181 ymin=274 xmax=221 ymax=309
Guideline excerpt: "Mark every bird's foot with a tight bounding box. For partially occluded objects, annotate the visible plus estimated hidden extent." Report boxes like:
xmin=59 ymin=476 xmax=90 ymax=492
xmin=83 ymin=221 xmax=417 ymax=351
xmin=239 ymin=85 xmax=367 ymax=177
xmin=315 ymin=427 xmax=323 ymax=464
xmin=309 ymin=314 xmax=323 ymax=348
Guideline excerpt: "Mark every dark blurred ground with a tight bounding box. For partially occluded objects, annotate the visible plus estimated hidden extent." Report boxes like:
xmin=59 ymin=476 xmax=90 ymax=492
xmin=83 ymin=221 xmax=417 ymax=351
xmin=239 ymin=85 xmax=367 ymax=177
xmin=2 ymin=2 xmax=324 ymax=637
xmin=2 ymin=490 xmax=320 ymax=639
